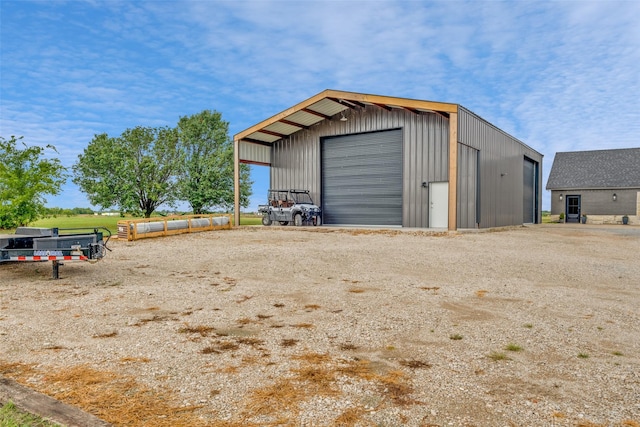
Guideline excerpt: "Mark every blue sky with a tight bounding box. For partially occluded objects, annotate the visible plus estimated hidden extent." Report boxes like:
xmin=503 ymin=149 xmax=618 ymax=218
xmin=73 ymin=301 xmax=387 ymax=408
xmin=1 ymin=0 xmax=638 ymax=212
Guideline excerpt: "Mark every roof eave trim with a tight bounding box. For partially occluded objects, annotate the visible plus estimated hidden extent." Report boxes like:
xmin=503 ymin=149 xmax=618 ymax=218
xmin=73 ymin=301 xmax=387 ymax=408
xmin=546 ymin=186 xmax=640 ymax=191
xmin=233 ymin=89 xmax=459 ymax=141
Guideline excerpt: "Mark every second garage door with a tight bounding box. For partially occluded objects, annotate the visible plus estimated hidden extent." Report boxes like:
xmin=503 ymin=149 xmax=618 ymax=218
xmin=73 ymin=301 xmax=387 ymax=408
xmin=321 ymin=129 xmax=403 ymax=226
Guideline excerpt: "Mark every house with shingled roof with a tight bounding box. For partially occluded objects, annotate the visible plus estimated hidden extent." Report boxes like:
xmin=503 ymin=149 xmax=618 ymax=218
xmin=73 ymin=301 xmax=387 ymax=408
xmin=546 ymin=148 xmax=640 ymax=224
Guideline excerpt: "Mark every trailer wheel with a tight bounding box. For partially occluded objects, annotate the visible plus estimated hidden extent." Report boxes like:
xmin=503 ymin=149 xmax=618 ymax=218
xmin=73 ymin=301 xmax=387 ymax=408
xmin=293 ymin=213 xmax=303 ymax=227
xmin=262 ymin=215 xmax=272 ymax=226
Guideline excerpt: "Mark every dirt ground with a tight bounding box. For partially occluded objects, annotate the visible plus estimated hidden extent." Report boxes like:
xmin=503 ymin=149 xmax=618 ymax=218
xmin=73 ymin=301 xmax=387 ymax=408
xmin=1 ymin=224 xmax=639 ymax=426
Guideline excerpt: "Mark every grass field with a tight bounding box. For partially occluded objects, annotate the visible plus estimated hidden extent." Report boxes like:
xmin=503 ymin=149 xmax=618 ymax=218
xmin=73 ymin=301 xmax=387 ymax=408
xmin=0 ymin=213 xmax=263 ymax=235
xmin=29 ymin=215 xmax=131 ymax=234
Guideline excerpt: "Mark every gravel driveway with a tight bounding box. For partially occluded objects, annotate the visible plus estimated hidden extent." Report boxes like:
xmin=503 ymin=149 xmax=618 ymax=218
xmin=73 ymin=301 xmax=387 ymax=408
xmin=1 ymin=224 xmax=639 ymax=426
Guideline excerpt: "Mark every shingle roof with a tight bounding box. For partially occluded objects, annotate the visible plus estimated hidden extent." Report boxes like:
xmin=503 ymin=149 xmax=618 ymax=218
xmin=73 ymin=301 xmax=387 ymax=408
xmin=546 ymin=148 xmax=640 ymax=190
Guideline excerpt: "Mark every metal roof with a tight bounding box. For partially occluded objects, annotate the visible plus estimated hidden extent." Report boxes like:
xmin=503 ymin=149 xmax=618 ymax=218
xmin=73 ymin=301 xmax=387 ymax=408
xmin=546 ymin=148 xmax=640 ymax=190
xmin=233 ymin=89 xmax=459 ymax=145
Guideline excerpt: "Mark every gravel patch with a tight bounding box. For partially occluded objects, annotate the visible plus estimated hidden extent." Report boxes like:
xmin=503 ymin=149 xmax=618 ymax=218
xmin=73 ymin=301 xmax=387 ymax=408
xmin=1 ymin=224 xmax=639 ymax=426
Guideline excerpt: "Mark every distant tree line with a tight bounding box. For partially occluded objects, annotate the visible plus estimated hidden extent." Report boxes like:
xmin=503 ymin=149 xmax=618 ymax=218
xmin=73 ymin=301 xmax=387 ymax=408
xmin=43 ymin=207 xmax=95 ymax=217
xmin=1 ymin=110 xmax=252 ymax=228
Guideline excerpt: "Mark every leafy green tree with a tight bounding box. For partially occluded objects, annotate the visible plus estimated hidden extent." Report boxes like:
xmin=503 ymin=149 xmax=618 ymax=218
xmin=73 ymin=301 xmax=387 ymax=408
xmin=73 ymin=126 xmax=182 ymax=218
xmin=0 ymin=136 xmax=67 ymax=228
xmin=177 ymin=110 xmax=252 ymax=213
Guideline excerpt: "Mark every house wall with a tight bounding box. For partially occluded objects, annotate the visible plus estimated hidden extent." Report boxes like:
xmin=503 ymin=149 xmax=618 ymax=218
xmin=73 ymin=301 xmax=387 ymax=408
xmin=458 ymin=107 xmax=543 ymax=227
xmin=271 ymin=105 xmax=448 ymax=228
xmin=550 ymin=189 xmax=639 ymax=216
xmin=550 ymin=192 xmax=561 ymax=217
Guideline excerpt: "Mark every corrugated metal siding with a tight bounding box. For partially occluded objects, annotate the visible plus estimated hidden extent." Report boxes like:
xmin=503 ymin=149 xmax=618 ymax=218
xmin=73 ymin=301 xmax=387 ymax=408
xmin=457 ymin=144 xmax=478 ymax=228
xmin=458 ymin=107 xmax=543 ymax=227
xmin=239 ymin=142 xmax=271 ymax=165
xmin=271 ymin=105 xmax=449 ymax=227
xmin=406 ymin=110 xmax=449 ymax=227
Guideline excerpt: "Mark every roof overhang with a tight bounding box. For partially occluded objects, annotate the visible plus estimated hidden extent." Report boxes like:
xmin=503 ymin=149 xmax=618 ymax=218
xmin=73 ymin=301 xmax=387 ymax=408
xmin=547 ymin=186 xmax=640 ymax=191
xmin=233 ymin=89 xmax=459 ymax=145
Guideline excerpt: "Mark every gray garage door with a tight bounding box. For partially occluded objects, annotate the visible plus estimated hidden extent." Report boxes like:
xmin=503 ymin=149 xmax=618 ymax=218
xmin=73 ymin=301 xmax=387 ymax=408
xmin=322 ymin=129 xmax=403 ymax=225
xmin=523 ymin=157 xmax=536 ymax=223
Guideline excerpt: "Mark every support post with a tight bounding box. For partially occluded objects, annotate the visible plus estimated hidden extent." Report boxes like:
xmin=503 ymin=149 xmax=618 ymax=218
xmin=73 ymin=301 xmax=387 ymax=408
xmin=448 ymin=111 xmax=458 ymax=231
xmin=234 ymin=138 xmax=240 ymax=227
xmin=52 ymin=260 xmax=60 ymax=280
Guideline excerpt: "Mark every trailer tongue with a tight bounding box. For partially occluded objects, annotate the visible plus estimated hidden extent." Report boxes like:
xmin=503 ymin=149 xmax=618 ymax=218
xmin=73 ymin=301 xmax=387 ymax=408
xmin=0 ymin=226 xmax=111 ymax=279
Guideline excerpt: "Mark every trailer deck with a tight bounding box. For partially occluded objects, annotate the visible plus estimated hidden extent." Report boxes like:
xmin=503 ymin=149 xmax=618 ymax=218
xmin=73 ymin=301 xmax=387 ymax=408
xmin=0 ymin=226 xmax=111 ymax=279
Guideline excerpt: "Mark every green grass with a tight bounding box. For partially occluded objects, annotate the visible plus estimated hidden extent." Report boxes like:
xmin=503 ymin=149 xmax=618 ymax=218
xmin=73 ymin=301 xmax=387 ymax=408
xmin=505 ymin=343 xmax=523 ymax=352
xmin=449 ymin=333 xmax=463 ymax=340
xmin=29 ymin=214 xmax=129 ymax=235
xmin=0 ymin=401 xmax=61 ymax=427
xmin=239 ymin=214 xmax=263 ymax=226
xmin=488 ymin=351 xmax=509 ymax=361
xmin=577 ymin=352 xmax=589 ymax=359
xmin=1 ymin=213 xmax=262 ymax=235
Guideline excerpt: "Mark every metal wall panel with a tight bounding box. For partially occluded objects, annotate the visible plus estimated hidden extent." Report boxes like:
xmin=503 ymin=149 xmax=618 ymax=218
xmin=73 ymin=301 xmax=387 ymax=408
xmin=239 ymin=141 xmax=271 ymax=165
xmin=457 ymin=144 xmax=478 ymax=228
xmin=458 ymin=107 xmax=543 ymax=227
xmin=271 ymin=105 xmax=449 ymax=227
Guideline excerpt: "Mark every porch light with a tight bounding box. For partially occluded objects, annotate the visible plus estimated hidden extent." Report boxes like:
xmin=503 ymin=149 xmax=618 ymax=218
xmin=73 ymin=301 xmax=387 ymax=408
xmin=613 ymin=193 xmax=617 ymax=201
xmin=559 ymin=193 xmax=563 ymax=201
xmin=340 ymin=111 xmax=348 ymax=121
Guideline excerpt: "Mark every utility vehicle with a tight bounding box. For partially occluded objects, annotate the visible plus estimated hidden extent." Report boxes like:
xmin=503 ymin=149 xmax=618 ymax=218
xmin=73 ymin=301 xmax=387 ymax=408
xmin=258 ymin=189 xmax=321 ymax=226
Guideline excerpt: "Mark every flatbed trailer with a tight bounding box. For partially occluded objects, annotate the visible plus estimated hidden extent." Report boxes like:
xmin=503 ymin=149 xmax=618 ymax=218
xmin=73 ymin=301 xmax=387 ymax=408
xmin=0 ymin=226 xmax=110 ymax=279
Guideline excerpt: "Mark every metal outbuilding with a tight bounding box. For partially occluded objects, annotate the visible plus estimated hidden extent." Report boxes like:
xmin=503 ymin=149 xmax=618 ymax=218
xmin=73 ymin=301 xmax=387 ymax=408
xmin=233 ymin=90 xmax=542 ymax=230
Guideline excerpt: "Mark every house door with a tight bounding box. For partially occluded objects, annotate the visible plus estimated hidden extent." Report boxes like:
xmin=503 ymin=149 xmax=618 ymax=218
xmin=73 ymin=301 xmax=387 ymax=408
xmin=429 ymin=182 xmax=449 ymax=228
xmin=566 ymin=195 xmax=581 ymax=223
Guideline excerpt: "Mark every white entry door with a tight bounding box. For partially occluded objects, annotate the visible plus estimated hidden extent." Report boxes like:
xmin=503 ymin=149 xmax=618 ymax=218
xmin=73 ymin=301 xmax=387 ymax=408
xmin=429 ymin=182 xmax=449 ymax=228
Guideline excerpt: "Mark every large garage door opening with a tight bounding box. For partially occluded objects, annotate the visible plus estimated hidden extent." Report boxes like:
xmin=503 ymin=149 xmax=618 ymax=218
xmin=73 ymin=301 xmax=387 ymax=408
xmin=321 ymin=129 xmax=403 ymax=226
xmin=523 ymin=157 xmax=539 ymax=224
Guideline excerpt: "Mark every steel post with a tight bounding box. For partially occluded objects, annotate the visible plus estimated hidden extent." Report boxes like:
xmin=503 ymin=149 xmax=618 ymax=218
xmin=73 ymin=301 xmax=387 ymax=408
xmin=52 ymin=260 xmax=60 ymax=280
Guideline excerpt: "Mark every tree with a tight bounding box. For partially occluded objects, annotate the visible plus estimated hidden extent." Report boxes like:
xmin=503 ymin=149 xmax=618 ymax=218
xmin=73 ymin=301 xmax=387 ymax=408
xmin=73 ymin=126 xmax=182 ymax=218
xmin=177 ymin=110 xmax=252 ymax=213
xmin=0 ymin=136 xmax=67 ymax=228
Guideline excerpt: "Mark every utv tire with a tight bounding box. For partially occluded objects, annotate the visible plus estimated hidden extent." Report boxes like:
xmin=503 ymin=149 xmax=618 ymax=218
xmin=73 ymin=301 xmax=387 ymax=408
xmin=262 ymin=215 xmax=272 ymax=226
xmin=313 ymin=216 xmax=321 ymax=226
xmin=293 ymin=213 xmax=303 ymax=227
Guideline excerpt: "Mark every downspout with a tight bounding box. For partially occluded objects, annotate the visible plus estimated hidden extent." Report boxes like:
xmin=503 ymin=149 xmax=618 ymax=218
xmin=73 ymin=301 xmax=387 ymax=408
xmin=234 ymin=138 xmax=240 ymax=227
xmin=448 ymin=111 xmax=458 ymax=231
